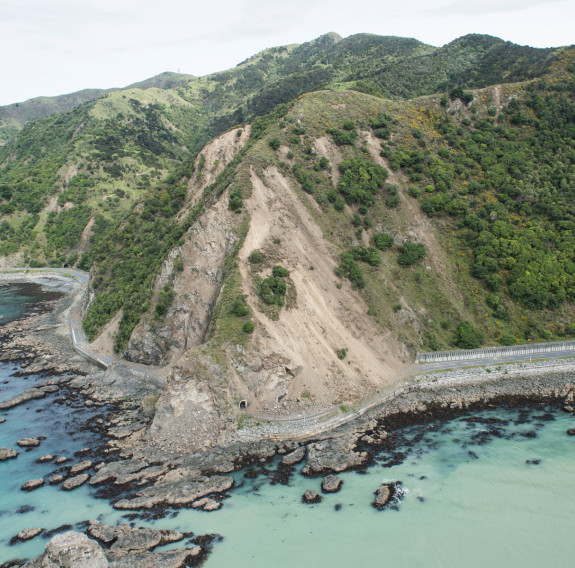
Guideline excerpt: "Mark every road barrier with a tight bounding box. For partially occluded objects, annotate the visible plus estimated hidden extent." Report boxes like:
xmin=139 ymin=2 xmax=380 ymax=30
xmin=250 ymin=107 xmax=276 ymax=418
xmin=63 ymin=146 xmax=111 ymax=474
xmin=415 ymin=340 xmax=575 ymax=363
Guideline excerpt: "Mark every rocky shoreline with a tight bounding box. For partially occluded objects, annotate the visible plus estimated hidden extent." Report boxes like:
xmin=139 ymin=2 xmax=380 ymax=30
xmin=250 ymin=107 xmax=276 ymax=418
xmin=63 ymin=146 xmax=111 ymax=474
xmin=1 ymin=275 xmax=575 ymax=567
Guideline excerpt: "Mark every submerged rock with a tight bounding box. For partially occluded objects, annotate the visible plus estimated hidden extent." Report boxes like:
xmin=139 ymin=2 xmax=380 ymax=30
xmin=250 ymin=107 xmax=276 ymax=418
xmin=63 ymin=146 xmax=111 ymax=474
xmin=0 ymin=447 xmax=19 ymax=461
xmin=321 ymin=475 xmax=343 ymax=493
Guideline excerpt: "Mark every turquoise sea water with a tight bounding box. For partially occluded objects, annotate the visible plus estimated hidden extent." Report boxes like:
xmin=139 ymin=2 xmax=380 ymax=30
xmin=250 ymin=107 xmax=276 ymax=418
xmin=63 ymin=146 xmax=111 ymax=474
xmin=1 ymin=285 xmax=575 ymax=567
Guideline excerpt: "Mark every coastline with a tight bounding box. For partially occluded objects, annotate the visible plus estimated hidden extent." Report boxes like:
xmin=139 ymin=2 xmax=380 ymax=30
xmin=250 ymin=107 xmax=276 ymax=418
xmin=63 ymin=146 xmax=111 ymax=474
xmin=1 ymin=274 xmax=575 ymax=565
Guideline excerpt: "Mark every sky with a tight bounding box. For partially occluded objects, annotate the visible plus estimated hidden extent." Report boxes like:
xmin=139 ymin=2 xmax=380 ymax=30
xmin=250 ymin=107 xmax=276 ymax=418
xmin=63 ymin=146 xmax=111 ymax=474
xmin=0 ymin=0 xmax=573 ymax=106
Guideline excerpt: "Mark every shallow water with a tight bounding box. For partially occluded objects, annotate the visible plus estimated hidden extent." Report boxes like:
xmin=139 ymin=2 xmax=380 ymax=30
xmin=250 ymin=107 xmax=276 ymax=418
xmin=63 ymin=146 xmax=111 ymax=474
xmin=1 ymin=285 xmax=574 ymax=566
xmin=0 ymin=282 xmax=60 ymax=324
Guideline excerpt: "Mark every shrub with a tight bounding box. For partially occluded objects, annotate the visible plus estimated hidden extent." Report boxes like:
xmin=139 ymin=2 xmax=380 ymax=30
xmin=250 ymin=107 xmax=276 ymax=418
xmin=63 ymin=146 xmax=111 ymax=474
xmin=335 ymin=253 xmax=365 ymax=288
xmin=499 ymin=332 xmax=516 ymax=346
xmin=351 ymin=246 xmax=381 ymax=266
xmin=272 ymin=265 xmax=289 ymax=277
xmin=231 ymin=299 xmax=250 ymax=317
xmin=248 ymin=251 xmax=264 ymax=264
xmin=155 ymin=284 xmax=175 ymax=318
xmin=260 ymin=276 xmax=287 ymax=306
xmin=455 ymin=321 xmax=484 ymax=349
xmin=397 ymin=242 xmax=426 ymax=266
xmin=334 ymin=197 xmax=345 ymax=212
xmin=319 ymin=157 xmax=330 ymax=170
xmin=268 ymin=137 xmax=281 ymax=151
xmin=373 ymin=232 xmax=394 ymax=251
xmin=229 ymin=188 xmax=243 ymax=211
xmin=337 ymin=347 xmax=347 ymax=359
xmin=243 ymin=321 xmax=255 ymax=334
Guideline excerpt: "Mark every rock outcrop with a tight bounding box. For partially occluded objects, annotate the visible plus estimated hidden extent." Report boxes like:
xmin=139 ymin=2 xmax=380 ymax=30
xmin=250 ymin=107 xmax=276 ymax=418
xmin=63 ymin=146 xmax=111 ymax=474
xmin=24 ymin=531 xmax=109 ymax=567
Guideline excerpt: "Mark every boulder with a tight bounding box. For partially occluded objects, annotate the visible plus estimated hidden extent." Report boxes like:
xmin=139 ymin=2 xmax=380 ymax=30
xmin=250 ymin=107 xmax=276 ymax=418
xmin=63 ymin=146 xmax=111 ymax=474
xmin=24 ymin=531 xmax=109 ymax=567
xmin=321 ymin=475 xmax=342 ymax=493
xmin=16 ymin=527 xmax=43 ymax=541
xmin=0 ymin=447 xmax=19 ymax=461
xmin=54 ymin=456 xmax=68 ymax=464
xmin=372 ymin=482 xmax=400 ymax=510
xmin=302 ymin=489 xmax=321 ymax=504
xmin=567 ymin=429 xmax=575 ymax=436
xmin=17 ymin=438 xmax=40 ymax=447
xmin=49 ymin=474 xmax=64 ymax=485
xmin=0 ymin=417 xmax=6 ymax=423
xmin=70 ymin=460 xmax=92 ymax=475
xmin=22 ymin=478 xmax=44 ymax=491
xmin=62 ymin=474 xmax=90 ymax=491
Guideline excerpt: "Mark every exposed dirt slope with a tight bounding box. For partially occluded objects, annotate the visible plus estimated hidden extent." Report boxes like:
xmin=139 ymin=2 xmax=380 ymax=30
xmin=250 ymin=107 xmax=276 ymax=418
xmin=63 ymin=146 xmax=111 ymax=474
xmin=235 ymin=166 xmax=406 ymax=414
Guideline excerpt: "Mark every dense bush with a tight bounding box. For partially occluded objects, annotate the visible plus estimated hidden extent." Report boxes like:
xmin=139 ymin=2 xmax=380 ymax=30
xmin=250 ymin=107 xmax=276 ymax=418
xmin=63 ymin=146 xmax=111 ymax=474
xmin=397 ymin=242 xmax=426 ymax=266
xmin=455 ymin=321 xmax=484 ymax=349
xmin=335 ymin=253 xmax=366 ymax=289
xmin=373 ymin=232 xmax=394 ymax=251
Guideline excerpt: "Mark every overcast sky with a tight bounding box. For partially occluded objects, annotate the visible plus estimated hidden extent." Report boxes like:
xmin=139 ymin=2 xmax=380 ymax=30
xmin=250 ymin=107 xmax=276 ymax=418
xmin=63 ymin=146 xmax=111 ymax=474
xmin=0 ymin=0 xmax=573 ymax=105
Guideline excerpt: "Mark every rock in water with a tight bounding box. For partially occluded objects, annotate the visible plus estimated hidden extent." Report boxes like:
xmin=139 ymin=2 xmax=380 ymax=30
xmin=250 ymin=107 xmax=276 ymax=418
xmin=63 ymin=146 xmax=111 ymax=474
xmin=567 ymin=428 xmax=575 ymax=436
xmin=70 ymin=460 xmax=92 ymax=475
xmin=0 ymin=447 xmax=19 ymax=461
xmin=37 ymin=454 xmax=54 ymax=463
xmin=16 ymin=527 xmax=43 ymax=541
xmin=24 ymin=531 xmax=109 ymax=567
xmin=22 ymin=478 xmax=44 ymax=491
xmin=302 ymin=489 xmax=322 ymax=504
xmin=17 ymin=438 xmax=40 ymax=447
xmin=321 ymin=475 xmax=343 ymax=493
xmin=372 ymin=482 xmax=401 ymax=510
xmin=62 ymin=474 xmax=90 ymax=491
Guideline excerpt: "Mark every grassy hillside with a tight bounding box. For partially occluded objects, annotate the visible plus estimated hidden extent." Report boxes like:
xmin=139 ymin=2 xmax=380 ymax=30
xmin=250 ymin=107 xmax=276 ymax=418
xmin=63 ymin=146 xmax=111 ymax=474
xmin=0 ymin=72 xmax=194 ymax=145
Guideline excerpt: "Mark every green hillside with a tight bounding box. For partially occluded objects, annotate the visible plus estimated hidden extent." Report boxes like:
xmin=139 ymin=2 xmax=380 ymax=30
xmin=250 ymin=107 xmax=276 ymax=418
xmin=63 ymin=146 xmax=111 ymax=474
xmin=1 ymin=32 xmax=574 ymax=358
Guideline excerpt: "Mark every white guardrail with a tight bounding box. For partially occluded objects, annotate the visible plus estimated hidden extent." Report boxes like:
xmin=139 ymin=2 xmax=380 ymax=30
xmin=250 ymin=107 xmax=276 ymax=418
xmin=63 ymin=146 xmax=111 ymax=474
xmin=415 ymin=340 xmax=575 ymax=363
